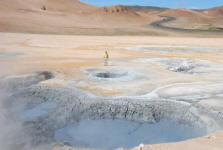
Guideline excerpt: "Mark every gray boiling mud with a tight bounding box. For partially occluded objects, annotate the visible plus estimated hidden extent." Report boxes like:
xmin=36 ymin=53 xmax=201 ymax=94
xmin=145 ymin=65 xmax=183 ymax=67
xmin=0 ymin=72 xmax=222 ymax=150
xmin=85 ymin=68 xmax=141 ymax=82
xmin=54 ymin=119 xmax=207 ymax=150
xmin=0 ymin=71 xmax=55 ymax=150
xmin=95 ymin=72 xmax=127 ymax=79
xmin=0 ymin=71 xmax=54 ymax=92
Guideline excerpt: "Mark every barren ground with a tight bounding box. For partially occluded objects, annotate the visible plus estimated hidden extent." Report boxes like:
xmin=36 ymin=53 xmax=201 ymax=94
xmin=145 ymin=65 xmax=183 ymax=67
xmin=1 ymin=32 xmax=223 ymax=150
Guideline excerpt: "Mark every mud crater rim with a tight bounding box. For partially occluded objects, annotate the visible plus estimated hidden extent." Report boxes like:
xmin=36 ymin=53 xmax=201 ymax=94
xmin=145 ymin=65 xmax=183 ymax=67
xmin=2 ymin=72 xmax=223 ymax=150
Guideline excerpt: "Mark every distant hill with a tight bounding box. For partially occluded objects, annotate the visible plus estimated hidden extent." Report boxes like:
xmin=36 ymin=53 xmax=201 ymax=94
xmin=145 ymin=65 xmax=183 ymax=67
xmin=0 ymin=0 xmax=152 ymax=35
xmin=202 ymin=6 xmax=223 ymax=18
xmin=159 ymin=8 xmax=211 ymax=23
xmin=126 ymin=5 xmax=169 ymax=14
xmin=0 ymin=0 xmax=222 ymax=35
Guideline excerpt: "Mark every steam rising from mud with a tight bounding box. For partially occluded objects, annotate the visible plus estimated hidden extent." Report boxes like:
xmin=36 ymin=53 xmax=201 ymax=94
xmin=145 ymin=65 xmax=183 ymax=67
xmin=0 ymin=91 xmax=30 ymax=150
xmin=0 ymin=71 xmax=54 ymax=150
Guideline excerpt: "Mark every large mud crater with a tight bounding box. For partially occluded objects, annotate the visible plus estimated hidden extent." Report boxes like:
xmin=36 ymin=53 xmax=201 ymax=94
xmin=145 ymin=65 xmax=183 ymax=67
xmin=1 ymin=72 xmax=223 ymax=150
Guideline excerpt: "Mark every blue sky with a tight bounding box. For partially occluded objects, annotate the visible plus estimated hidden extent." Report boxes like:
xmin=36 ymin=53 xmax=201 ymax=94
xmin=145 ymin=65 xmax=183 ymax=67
xmin=79 ymin=0 xmax=223 ymax=9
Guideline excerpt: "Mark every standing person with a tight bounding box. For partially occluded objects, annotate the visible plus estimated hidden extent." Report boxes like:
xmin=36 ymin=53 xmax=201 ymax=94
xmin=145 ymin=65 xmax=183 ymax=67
xmin=104 ymin=50 xmax=109 ymax=66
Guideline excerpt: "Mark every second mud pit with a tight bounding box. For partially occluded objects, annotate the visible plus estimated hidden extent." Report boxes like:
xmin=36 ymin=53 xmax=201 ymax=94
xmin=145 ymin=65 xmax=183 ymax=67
xmin=86 ymin=68 xmax=141 ymax=81
xmin=1 ymin=72 xmax=223 ymax=150
xmin=95 ymin=72 xmax=127 ymax=79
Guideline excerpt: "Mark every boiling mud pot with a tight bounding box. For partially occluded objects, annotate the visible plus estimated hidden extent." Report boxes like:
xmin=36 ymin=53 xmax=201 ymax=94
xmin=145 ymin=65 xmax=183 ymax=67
xmin=54 ymin=119 xmax=207 ymax=150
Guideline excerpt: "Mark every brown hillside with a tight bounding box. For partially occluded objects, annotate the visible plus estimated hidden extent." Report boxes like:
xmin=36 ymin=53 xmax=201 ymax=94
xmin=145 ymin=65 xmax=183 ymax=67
xmin=91 ymin=5 xmax=151 ymax=25
xmin=202 ymin=6 xmax=223 ymax=18
xmin=158 ymin=7 xmax=223 ymax=29
xmin=0 ymin=0 xmax=154 ymax=34
xmin=127 ymin=6 xmax=168 ymax=14
xmin=159 ymin=8 xmax=211 ymax=23
xmin=100 ymin=5 xmax=138 ymax=15
xmin=0 ymin=0 xmax=222 ymax=35
xmin=0 ymin=0 xmax=97 ymax=13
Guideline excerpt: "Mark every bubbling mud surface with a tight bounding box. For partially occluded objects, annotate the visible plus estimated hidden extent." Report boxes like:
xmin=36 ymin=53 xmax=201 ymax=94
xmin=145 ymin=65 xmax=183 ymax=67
xmin=54 ymin=119 xmax=207 ymax=150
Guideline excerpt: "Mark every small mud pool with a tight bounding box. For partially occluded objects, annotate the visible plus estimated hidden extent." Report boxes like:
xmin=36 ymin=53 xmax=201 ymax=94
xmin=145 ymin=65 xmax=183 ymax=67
xmin=86 ymin=68 xmax=141 ymax=82
xmin=54 ymin=119 xmax=207 ymax=150
xmin=95 ymin=72 xmax=128 ymax=79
